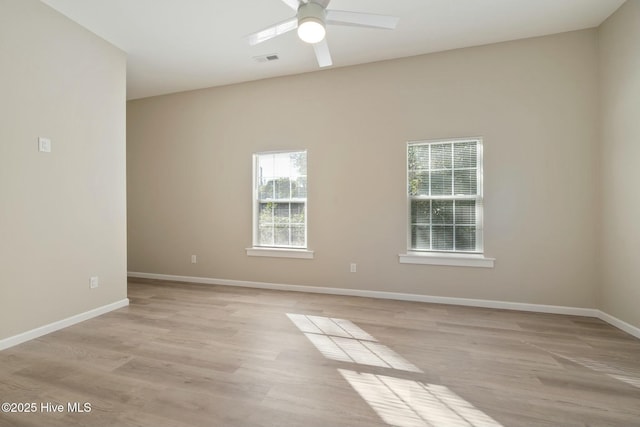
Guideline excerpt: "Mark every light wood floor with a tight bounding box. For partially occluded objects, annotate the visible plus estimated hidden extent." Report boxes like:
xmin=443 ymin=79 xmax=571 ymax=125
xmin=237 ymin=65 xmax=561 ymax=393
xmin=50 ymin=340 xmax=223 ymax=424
xmin=1 ymin=278 xmax=640 ymax=427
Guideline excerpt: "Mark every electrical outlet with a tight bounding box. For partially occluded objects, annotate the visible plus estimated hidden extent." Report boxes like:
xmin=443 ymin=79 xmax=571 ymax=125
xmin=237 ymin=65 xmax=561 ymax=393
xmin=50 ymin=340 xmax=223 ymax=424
xmin=350 ymin=263 xmax=357 ymax=273
xmin=90 ymin=276 xmax=99 ymax=289
xmin=191 ymin=255 xmax=197 ymax=264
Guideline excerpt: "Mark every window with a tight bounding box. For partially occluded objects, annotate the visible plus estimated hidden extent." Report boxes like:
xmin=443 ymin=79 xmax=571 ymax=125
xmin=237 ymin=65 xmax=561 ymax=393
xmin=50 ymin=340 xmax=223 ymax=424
xmin=407 ymin=138 xmax=483 ymax=253
xmin=253 ymin=151 xmax=307 ymax=249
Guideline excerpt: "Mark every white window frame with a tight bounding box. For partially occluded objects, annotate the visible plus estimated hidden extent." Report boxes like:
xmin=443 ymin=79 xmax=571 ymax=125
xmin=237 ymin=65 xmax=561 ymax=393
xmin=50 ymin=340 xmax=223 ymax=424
xmin=400 ymin=137 xmax=494 ymax=268
xmin=247 ymin=150 xmax=314 ymax=259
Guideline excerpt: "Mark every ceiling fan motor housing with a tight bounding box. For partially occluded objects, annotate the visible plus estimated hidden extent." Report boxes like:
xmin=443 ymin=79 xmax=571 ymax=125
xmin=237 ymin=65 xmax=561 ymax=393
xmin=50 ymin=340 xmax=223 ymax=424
xmin=297 ymin=2 xmax=327 ymax=27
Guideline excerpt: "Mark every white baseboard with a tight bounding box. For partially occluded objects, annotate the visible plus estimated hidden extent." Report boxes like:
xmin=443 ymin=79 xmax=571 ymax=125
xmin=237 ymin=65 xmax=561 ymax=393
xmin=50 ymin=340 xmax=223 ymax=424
xmin=129 ymin=272 xmax=640 ymax=339
xmin=127 ymin=271 xmax=598 ymax=317
xmin=597 ymin=310 xmax=640 ymax=340
xmin=0 ymin=298 xmax=129 ymax=351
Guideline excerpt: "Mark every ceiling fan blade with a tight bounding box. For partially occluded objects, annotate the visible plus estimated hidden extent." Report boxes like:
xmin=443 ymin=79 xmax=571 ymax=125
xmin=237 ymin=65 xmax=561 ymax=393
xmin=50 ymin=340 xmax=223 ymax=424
xmin=326 ymin=10 xmax=399 ymax=29
xmin=281 ymin=0 xmax=302 ymax=10
xmin=247 ymin=17 xmax=298 ymax=46
xmin=313 ymin=39 xmax=332 ymax=67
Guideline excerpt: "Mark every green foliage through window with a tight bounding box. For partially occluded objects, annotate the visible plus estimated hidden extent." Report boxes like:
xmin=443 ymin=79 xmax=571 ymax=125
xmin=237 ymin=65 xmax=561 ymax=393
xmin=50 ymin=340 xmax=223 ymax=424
xmin=408 ymin=139 xmax=482 ymax=252
xmin=254 ymin=151 xmax=307 ymax=248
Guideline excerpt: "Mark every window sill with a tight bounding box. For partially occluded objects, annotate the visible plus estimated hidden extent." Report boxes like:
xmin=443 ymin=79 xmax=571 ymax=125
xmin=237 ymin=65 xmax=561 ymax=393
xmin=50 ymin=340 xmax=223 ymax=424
xmin=399 ymin=252 xmax=495 ymax=268
xmin=246 ymin=247 xmax=314 ymax=259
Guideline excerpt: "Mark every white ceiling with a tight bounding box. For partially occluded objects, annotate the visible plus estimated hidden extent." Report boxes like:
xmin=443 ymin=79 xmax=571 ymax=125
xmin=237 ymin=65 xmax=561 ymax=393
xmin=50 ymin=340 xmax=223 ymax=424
xmin=41 ymin=0 xmax=624 ymax=100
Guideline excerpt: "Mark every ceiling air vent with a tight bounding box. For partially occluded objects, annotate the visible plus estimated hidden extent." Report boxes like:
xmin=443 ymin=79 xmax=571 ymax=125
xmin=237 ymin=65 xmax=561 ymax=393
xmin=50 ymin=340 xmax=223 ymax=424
xmin=253 ymin=54 xmax=279 ymax=63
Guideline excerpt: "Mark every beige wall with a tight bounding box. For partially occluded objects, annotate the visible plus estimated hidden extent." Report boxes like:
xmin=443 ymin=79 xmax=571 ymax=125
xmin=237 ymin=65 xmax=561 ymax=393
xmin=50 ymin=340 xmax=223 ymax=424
xmin=128 ymin=29 xmax=600 ymax=309
xmin=599 ymin=0 xmax=640 ymax=329
xmin=0 ymin=0 xmax=127 ymax=339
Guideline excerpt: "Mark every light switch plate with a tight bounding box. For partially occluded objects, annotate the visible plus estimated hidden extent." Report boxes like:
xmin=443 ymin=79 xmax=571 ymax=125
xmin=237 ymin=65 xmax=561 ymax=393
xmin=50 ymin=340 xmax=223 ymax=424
xmin=38 ymin=137 xmax=51 ymax=153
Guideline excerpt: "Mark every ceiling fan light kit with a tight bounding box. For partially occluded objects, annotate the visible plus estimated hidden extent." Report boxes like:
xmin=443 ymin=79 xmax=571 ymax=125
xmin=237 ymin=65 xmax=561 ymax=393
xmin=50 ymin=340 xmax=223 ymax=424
xmin=297 ymin=2 xmax=327 ymax=44
xmin=248 ymin=0 xmax=399 ymax=68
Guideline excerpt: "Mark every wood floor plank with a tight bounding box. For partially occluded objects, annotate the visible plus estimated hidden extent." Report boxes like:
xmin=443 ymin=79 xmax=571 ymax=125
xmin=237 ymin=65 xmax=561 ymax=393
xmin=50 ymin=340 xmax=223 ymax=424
xmin=1 ymin=278 xmax=639 ymax=426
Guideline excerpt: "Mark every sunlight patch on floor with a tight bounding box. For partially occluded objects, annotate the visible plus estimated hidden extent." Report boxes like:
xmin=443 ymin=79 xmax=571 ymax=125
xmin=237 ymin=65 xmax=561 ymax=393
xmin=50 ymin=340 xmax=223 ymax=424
xmin=287 ymin=313 xmax=421 ymax=372
xmin=339 ymin=370 xmax=503 ymax=427
xmin=527 ymin=341 xmax=640 ymax=391
xmin=287 ymin=313 xmax=501 ymax=426
xmin=570 ymin=356 xmax=640 ymax=390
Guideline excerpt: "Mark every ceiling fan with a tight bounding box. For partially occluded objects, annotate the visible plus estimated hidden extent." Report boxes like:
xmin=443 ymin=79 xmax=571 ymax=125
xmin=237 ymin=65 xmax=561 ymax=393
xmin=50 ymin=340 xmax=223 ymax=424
xmin=247 ymin=0 xmax=399 ymax=68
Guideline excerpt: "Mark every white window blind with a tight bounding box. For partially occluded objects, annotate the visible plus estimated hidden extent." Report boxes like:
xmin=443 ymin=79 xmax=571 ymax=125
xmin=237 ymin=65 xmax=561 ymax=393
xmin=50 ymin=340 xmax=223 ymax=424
xmin=407 ymin=138 xmax=483 ymax=253
xmin=253 ymin=151 xmax=307 ymax=248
